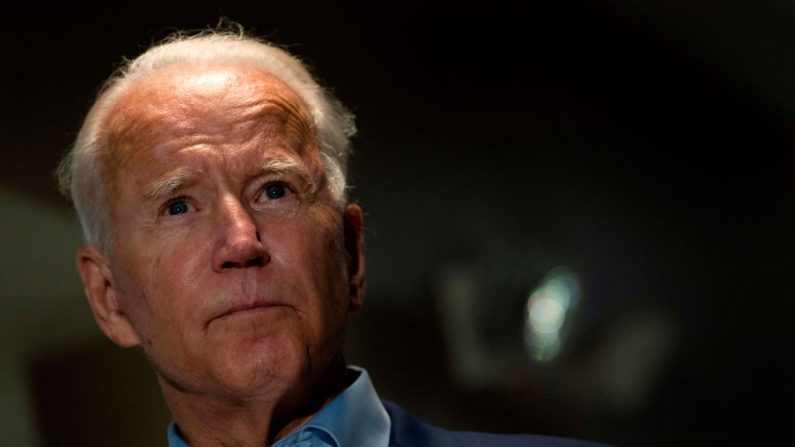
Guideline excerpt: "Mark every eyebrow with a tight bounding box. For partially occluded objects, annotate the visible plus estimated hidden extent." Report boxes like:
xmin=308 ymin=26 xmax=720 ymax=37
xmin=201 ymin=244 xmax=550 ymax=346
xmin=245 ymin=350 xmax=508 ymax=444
xmin=143 ymin=167 xmax=204 ymax=201
xmin=142 ymin=157 xmax=318 ymax=202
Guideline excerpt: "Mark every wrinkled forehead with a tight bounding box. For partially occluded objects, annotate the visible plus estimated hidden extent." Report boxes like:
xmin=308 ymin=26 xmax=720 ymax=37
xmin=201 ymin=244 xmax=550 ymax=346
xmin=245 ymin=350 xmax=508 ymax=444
xmin=99 ymin=62 xmax=316 ymax=174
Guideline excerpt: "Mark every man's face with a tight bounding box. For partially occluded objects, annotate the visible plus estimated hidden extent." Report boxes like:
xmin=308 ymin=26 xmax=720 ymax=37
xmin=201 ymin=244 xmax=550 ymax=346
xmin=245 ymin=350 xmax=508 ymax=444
xmin=84 ymin=63 xmax=362 ymax=400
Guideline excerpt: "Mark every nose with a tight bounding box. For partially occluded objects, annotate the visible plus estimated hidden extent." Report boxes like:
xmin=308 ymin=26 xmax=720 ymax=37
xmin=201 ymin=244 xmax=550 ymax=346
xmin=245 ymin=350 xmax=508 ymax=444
xmin=211 ymin=197 xmax=270 ymax=272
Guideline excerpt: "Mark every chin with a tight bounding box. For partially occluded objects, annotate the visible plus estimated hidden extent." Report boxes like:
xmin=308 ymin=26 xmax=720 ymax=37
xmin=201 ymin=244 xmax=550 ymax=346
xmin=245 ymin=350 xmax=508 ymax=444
xmin=209 ymin=329 xmax=311 ymax=399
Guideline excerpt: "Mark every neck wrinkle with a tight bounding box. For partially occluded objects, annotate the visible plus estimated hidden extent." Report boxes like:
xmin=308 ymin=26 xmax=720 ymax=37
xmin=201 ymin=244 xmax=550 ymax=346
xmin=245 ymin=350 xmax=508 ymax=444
xmin=161 ymin=351 xmax=351 ymax=447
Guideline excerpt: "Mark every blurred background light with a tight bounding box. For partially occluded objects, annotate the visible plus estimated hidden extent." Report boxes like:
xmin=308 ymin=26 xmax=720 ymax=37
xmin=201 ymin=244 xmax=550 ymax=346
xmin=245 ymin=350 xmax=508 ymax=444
xmin=524 ymin=267 xmax=581 ymax=363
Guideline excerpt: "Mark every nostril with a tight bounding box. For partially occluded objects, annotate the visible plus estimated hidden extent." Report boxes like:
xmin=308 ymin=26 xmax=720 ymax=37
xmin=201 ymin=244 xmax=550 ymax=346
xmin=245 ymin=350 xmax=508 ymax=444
xmin=221 ymin=256 xmax=265 ymax=270
xmin=245 ymin=256 xmax=265 ymax=268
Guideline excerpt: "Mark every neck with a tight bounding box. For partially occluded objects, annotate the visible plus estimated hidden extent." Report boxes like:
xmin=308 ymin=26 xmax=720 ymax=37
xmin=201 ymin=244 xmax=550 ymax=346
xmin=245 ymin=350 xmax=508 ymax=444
xmin=161 ymin=354 xmax=353 ymax=447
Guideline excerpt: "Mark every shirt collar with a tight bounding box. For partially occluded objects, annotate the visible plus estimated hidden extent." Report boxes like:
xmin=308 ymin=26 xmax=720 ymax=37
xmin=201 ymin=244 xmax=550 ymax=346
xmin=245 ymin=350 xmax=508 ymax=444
xmin=167 ymin=420 xmax=188 ymax=447
xmin=167 ymin=366 xmax=390 ymax=447
xmin=299 ymin=366 xmax=390 ymax=447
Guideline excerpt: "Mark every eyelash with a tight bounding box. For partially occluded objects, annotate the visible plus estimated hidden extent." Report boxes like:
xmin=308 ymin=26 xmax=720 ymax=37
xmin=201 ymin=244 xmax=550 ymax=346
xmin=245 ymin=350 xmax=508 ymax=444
xmin=259 ymin=181 xmax=291 ymax=201
xmin=159 ymin=181 xmax=296 ymax=217
xmin=162 ymin=196 xmax=192 ymax=216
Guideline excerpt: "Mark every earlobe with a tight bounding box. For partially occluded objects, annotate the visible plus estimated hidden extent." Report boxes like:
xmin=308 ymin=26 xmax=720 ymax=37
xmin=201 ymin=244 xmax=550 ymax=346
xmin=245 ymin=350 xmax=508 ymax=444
xmin=76 ymin=246 xmax=141 ymax=347
xmin=343 ymin=204 xmax=366 ymax=311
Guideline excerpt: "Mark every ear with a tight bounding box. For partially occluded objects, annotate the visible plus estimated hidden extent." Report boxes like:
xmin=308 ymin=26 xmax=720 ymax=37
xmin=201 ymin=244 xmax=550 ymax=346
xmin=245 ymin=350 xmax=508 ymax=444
xmin=76 ymin=246 xmax=142 ymax=347
xmin=343 ymin=204 xmax=366 ymax=311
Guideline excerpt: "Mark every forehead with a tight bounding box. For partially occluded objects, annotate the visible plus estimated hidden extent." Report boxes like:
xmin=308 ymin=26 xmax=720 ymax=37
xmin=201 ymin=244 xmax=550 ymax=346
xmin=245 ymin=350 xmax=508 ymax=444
xmin=101 ymin=62 xmax=315 ymax=173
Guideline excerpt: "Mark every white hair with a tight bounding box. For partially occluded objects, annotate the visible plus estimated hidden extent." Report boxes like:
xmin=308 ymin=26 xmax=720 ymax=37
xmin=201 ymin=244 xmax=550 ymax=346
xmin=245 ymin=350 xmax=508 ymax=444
xmin=57 ymin=29 xmax=356 ymax=253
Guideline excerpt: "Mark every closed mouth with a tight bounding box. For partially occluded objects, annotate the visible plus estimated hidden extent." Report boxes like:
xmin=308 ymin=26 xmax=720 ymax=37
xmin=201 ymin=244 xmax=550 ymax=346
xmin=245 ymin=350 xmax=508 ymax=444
xmin=207 ymin=301 xmax=286 ymax=328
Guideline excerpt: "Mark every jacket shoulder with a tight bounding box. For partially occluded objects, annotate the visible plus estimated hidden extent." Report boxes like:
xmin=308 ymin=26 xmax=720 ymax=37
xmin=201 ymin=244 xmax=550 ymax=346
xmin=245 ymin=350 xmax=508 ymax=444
xmin=383 ymin=400 xmax=608 ymax=447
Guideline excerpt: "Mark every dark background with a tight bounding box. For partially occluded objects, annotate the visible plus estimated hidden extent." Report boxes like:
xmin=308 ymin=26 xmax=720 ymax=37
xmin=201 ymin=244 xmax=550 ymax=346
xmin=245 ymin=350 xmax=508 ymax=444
xmin=2 ymin=1 xmax=793 ymax=446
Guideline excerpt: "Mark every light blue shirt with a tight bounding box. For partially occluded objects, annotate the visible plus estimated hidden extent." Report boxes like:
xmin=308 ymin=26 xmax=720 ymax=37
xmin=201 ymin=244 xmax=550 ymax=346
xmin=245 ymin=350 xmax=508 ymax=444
xmin=167 ymin=367 xmax=391 ymax=447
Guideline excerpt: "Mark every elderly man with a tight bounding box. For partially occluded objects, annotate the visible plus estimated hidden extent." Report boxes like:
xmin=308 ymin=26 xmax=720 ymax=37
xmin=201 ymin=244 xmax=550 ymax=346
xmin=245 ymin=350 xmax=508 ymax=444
xmin=57 ymin=28 xmax=603 ymax=447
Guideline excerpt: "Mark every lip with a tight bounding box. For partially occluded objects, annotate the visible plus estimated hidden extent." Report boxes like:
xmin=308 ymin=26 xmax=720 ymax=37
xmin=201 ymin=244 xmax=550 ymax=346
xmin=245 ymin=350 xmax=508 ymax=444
xmin=207 ymin=300 xmax=286 ymax=326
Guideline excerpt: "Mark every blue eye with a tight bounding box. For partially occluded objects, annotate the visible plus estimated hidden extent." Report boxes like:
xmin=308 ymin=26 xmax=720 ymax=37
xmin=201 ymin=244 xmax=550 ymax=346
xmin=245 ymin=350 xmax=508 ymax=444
xmin=166 ymin=200 xmax=190 ymax=215
xmin=264 ymin=184 xmax=287 ymax=199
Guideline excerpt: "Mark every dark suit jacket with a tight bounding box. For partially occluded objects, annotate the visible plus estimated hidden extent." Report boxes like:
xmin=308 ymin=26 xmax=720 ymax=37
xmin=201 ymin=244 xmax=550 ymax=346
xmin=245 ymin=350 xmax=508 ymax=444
xmin=384 ymin=401 xmax=607 ymax=447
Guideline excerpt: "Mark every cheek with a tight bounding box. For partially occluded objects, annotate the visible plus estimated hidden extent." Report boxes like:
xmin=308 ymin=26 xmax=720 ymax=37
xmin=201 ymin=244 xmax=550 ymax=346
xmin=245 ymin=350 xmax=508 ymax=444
xmin=114 ymin=235 xmax=210 ymax=334
xmin=301 ymin=220 xmax=349 ymax=317
xmin=266 ymin=212 xmax=348 ymax=302
xmin=278 ymin=214 xmax=345 ymax=277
